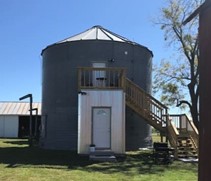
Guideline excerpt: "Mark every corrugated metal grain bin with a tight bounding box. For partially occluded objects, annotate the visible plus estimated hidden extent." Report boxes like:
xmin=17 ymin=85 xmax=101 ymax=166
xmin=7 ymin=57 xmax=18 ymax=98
xmin=40 ymin=25 xmax=153 ymax=150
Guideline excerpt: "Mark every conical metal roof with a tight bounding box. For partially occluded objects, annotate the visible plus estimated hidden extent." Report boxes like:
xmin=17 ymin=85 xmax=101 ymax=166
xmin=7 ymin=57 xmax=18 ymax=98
xmin=56 ymin=25 xmax=138 ymax=45
xmin=42 ymin=25 xmax=153 ymax=56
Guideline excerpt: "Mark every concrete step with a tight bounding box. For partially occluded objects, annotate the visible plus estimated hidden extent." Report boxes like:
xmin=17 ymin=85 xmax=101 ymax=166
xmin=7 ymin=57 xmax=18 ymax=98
xmin=89 ymin=150 xmax=114 ymax=156
xmin=89 ymin=150 xmax=117 ymax=162
xmin=89 ymin=155 xmax=117 ymax=162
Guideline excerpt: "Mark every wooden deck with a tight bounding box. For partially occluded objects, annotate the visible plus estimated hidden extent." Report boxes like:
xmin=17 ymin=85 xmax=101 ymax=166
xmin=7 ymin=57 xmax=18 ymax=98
xmin=78 ymin=67 xmax=199 ymax=158
xmin=78 ymin=67 xmax=126 ymax=90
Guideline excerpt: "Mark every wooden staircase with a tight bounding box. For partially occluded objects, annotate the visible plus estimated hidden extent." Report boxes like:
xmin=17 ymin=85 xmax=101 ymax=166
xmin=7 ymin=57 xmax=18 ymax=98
xmin=169 ymin=114 xmax=199 ymax=158
xmin=77 ymin=67 xmax=198 ymax=159
xmin=177 ymin=136 xmax=197 ymax=158
xmin=125 ymin=78 xmax=199 ymax=159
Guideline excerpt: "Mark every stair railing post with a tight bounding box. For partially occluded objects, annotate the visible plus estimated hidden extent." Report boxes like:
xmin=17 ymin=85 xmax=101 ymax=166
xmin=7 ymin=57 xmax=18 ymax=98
xmin=166 ymin=111 xmax=169 ymax=143
xmin=186 ymin=115 xmax=188 ymax=133
xmin=78 ymin=68 xmax=81 ymax=91
xmin=121 ymin=68 xmax=126 ymax=90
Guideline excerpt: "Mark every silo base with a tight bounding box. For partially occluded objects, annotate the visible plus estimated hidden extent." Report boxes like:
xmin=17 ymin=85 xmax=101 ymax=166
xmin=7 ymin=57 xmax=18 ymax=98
xmin=125 ymin=107 xmax=152 ymax=151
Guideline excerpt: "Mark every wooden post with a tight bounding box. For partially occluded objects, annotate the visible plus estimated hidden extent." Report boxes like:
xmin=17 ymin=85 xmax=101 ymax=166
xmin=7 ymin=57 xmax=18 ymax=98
xmin=78 ymin=68 xmax=81 ymax=91
xmin=19 ymin=94 xmax=33 ymax=147
xmin=184 ymin=1 xmax=211 ymax=180
xmin=121 ymin=68 xmax=126 ymax=90
xmin=198 ymin=1 xmax=211 ymax=181
xmin=165 ymin=113 xmax=169 ymax=143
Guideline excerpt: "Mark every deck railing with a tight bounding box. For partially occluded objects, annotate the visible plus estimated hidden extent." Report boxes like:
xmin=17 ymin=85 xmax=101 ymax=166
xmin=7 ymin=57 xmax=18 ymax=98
xmin=78 ymin=67 xmax=126 ymax=90
xmin=170 ymin=114 xmax=198 ymax=133
xmin=169 ymin=114 xmax=199 ymax=151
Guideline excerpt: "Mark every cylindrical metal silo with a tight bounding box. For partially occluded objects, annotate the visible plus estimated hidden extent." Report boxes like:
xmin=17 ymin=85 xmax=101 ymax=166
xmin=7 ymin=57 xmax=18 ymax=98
xmin=40 ymin=25 xmax=153 ymax=150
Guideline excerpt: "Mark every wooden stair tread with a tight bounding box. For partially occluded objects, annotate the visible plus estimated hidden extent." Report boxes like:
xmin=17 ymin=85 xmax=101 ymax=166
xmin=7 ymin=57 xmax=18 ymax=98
xmin=125 ymin=78 xmax=199 ymax=159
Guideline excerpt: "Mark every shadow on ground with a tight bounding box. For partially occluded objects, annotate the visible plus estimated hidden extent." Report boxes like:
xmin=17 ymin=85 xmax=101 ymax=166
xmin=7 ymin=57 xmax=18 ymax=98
xmin=0 ymin=139 xmax=197 ymax=176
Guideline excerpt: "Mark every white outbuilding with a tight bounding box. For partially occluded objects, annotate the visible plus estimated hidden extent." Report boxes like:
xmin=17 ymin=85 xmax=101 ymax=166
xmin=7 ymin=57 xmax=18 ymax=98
xmin=0 ymin=102 xmax=41 ymax=138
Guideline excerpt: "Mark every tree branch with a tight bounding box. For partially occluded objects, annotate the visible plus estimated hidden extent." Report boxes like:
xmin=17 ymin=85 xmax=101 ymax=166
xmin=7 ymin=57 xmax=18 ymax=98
xmin=172 ymin=26 xmax=192 ymax=63
xmin=176 ymin=99 xmax=192 ymax=110
xmin=195 ymin=83 xmax=199 ymax=100
xmin=158 ymin=71 xmax=191 ymax=81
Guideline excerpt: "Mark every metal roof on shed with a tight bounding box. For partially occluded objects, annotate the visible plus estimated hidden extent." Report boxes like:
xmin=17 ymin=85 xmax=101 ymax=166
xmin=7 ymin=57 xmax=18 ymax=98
xmin=0 ymin=102 xmax=41 ymax=116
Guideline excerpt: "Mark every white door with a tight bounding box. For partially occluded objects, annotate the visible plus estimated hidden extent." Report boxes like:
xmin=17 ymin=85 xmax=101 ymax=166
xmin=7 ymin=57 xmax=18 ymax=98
xmin=92 ymin=62 xmax=106 ymax=87
xmin=92 ymin=107 xmax=111 ymax=149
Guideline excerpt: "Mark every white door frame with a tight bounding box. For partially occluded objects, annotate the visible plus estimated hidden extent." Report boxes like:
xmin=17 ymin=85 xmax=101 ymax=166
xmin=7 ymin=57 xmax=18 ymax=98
xmin=92 ymin=62 xmax=107 ymax=87
xmin=92 ymin=107 xmax=111 ymax=149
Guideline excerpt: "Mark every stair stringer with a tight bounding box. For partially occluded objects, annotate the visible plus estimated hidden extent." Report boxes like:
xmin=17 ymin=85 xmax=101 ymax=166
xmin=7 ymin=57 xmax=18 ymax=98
xmin=125 ymin=78 xmax=199 ymax=158
xmin=125 ymin=78 xmax=168 ymax=134
xmin=125 ymin=100 xmax=166 ymax=133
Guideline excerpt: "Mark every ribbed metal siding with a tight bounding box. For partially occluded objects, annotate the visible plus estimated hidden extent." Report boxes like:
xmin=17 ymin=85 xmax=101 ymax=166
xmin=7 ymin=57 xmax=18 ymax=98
xmin=41 ymin=40 xmax=152 ymax=150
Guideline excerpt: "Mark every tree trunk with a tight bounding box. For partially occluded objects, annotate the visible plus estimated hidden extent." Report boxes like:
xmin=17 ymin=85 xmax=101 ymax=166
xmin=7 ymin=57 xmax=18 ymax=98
xmin=191 ymin=103 xmax=199 ymax=129
xmin=189 ymin=82 xmax=199 ymax=129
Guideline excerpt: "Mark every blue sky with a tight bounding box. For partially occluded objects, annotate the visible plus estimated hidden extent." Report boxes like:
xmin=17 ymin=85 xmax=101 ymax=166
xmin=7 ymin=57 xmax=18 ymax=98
xmin=0 ymin=0 xmax=172 ymax=103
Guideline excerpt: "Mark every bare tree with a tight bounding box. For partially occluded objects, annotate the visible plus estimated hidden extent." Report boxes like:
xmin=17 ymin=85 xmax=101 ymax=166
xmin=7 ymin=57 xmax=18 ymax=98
xmin=153 ymin=0 xmax=204 ymax=128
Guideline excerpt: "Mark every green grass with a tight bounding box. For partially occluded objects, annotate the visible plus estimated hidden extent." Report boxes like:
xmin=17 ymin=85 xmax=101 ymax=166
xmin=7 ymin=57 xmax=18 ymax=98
xmin=152 ymin=133 xmax=162 ymax=142
xmin=0 ymin=139 xmax=198 ymax=181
